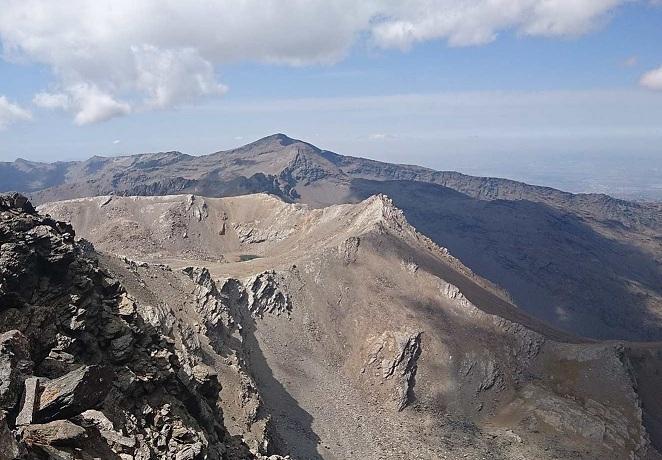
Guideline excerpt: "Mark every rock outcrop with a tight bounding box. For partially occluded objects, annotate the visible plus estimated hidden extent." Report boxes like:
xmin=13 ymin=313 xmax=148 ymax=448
xmin=363 ymin=331 xmax=422 ymax=411
xmin=0 ymin=194 xmax=274 ymax=459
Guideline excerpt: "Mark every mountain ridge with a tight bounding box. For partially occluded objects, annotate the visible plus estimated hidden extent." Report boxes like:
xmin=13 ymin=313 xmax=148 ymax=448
xmin=4 ymin=134 xmax=661 ymax=341
xmin=3 ymin=133 xmax=659 ymax=206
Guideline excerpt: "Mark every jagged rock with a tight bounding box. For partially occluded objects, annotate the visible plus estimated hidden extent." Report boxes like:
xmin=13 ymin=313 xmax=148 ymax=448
xmin=0 ymin=330 xmax=32 ymax=410
xmin=174 ymin=441 xmax=203 ymax=460
xmin=191 ymin=364 xmax=220 ymax=398
xmin=244 ymin=272 xmax=291 ymax=318
xmin=364 ymin=331 xmax=422 ymax=411
xmin=183 ymin=267 xmax=232 ymax=331
xmin=110 ymin=333 xmax=135 ymax=362
xmin=75 ymin=409 xmax=115 ymax=431
xmin=186 ymin=195 xmax=208 ymax=222
xmin=22 ymin=420 xmax=87 ymax=447
xmin=16 ymin=376 xmax=42 ymax=426
xmin=339 ymin=236 xmax=360 ymax=264
xmin=0 ymin=193 xmax=34 ymax=213
xmin=0 ymin=411 xmax=21 ymax=460
xmin=35 ymin=365 xmax=114 ymax=423
xmin=117 ymin=294 xmax=136 ymax=317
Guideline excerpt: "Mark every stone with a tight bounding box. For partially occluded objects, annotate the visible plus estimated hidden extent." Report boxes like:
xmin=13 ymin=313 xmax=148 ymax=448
xmin=110 ymin=333 xmax=135 ymax=362
xmin=76 ymin=409 xmax=115 ymax=431
xmin=117 ymin=295 xmax=136 ymax=317
xmin=100 ymin=429 xmax=137 ymax=448
xmin=363 ymin=331 xmax=422 ymax=411
xmin=0 ymin=330 xmax=33 ymax=409
xmin=22 ymin=420 xmax=87 ymax=447
xmin=35 ymin=365 xmax=114 ymax=422
xmin=175 ymin=441 xmax=203 ymax=460
xmin=191 ymin=363 xmax=219 ymax=397
xmin=0 ymin=411 xmax=20 ymax=460
xmin=244 ymin=271 xmax=291 ymax=317
xmin=15 ymin=376 xmax=43 ymax=426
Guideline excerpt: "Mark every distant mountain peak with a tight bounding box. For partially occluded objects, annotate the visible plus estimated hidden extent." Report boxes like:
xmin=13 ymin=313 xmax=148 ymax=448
xmin=247 ymin=133 xmax=325 ymax=152
xmin=251 ymin=133 xmax=298 ymax=146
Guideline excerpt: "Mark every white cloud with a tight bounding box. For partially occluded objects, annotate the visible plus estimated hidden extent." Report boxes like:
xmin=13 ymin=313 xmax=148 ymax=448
xmin=33 ymin=92 xmax=70 ymax=109
xmin=640 ymin=66 xmax=662 ymax=91
xmin=371 ymin=0 xmax=623 ymax=48
xmin=69 ymin=85 xmax=131 ymax=125
xmin=0 ymin=96 xmax=31 ymax=129
xmin=35 ymin=85 xmax=131 ymax=125
xmin=0 ymin=1 xmax=627 ymax=123
xmin=132 ymin=45 xmax=227 ymax=109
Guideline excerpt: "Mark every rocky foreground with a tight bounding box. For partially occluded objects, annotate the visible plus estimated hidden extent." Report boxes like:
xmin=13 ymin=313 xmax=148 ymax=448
xmin=0 ymin=193 xmax=291 ymax=459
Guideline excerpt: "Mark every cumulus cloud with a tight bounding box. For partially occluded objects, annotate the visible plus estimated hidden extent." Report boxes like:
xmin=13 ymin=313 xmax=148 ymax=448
xmin=371 ymin=0 xmax=623 ymax=49
xmin=0 ymin=0 xmax=626 ymax=124
xmin=132 ymin=45 xmax=228 ymax=109
xmin=0 ymin=96 xmax=31 ymax=129
xmin=640 ymin=66 xmax=662 ymax=91
xmin=35 ymin=85 xmax=131 ymax=125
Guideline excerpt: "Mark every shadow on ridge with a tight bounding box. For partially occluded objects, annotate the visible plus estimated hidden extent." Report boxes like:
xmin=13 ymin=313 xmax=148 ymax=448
xmin=221 ymin=280 xmax=323 ymax=459
xmin=349 ymin=178 xmax=662 ymax=342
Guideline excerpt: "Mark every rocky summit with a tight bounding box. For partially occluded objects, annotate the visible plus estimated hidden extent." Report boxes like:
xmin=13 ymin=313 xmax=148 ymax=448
xmin=2 ymin=191 xmax=661 ymax=459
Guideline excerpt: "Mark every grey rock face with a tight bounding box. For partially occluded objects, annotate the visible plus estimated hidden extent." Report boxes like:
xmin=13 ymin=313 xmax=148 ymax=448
xmin=363 ymin=330 xmax=423 ymax=411
xmin=0 ymin=411 xmax=21 ymax=460
xmin=15 ymin=377 xmax=41 ymax=426
xmin=22 ymin=419 xmax=87 ymax=447
xmin=35 ymin=365 xmax=114 ymax=423
xmin=245 ymin=272 xmax=292 ymax=318
xmin=0 ymin=330 xmax=32 ymax=410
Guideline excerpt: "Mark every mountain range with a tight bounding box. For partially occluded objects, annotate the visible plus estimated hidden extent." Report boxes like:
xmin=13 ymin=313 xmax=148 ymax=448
xmin=1 ymin=134 xmax=662 ymax=458
xmin=3 ymin=134 xmax=660 ymax=341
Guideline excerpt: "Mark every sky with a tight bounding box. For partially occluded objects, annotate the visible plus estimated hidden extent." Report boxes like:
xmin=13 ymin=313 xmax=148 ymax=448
xmin=0 ymin=1 xmax=661 ymax=198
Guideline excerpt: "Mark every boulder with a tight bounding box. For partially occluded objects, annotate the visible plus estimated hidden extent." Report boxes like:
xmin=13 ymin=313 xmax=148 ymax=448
xmin=22 ymin=420 xmax=87 ymax=447
xmin=35 ymin=365 xmax=114 ymax=422
xmin=15 ymin=376 xmax=43 ymax=426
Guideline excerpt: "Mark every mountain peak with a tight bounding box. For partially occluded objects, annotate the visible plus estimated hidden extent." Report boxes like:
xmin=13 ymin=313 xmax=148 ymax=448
xmin=254 ymin=133 xmax=298 ymax=146
xmin=245 ymin=134 xmax=325 ymax=153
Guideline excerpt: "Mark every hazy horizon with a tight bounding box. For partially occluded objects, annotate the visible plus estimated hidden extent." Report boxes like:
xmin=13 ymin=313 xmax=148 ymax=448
xmin=2 ymin=132 xmax=660 ymax=201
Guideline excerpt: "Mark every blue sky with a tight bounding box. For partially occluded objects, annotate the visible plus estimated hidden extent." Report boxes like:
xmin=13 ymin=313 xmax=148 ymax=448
xmin=0 ymin=0 xmax=661 ymax=198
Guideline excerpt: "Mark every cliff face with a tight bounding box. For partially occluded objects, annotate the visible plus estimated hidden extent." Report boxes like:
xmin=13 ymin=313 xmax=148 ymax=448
xmin=0 ymin=194 xmax=282 ymax=459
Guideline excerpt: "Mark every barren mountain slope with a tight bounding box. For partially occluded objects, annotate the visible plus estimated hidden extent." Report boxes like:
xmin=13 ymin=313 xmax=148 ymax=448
xmin=0 ymin=194 xmax=291 ymax=459
xmin=22 ymin=135 xmax=661 ymax=341
xmin=39 ymin=193 xmax=662 ymax=459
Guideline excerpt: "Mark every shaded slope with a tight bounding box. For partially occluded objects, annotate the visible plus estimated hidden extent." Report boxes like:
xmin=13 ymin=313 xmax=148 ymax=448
xmin=349 ymin=179 xmax=662 ymax=341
